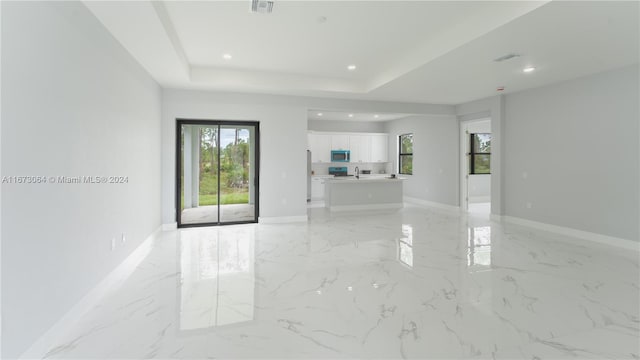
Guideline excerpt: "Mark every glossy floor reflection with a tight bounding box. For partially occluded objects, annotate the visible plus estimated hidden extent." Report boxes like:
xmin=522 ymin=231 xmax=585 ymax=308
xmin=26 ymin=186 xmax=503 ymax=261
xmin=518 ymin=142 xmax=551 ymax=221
xmin=44 ymin=204 xmax=639 ymax=359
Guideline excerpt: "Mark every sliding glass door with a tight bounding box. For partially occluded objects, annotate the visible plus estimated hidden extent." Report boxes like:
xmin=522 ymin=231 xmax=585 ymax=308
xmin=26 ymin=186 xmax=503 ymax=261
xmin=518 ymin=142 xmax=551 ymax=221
xmin=177 ymin=120 xmax=259 ymax=227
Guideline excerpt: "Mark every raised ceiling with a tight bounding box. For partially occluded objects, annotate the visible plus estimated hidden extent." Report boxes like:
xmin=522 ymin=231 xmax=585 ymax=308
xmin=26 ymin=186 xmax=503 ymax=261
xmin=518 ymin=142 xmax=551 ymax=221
xmin=84 ymin=1 xmax=639 ymax=105
xmin=308 ymin=111 xmax=410 ymax=122
xmin=166 ymin=1 xmax=501 ymax=80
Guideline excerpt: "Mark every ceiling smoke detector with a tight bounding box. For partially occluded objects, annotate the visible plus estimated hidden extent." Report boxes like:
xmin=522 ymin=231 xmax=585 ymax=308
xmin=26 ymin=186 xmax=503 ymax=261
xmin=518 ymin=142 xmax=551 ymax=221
xmin=251 ymin=0 xmax=274 ymax=14
xmin=493 ymin=53 xmax=520 ymax=62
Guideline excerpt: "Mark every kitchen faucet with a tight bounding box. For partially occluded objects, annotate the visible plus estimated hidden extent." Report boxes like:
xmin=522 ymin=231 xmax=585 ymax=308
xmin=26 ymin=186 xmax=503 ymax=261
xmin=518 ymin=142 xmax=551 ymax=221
xmin=355 ymin=166 xmax=359 ymax=179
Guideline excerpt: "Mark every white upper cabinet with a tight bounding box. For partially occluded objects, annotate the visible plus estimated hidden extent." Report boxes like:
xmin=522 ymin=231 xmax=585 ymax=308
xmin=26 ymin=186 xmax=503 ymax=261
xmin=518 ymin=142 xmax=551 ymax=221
xmin=330 ymin=135 xmax=350 ymax=150
xmin=370 ymin=134 xmax=388 ymax=163
xmin=308 ymin=134 xmax=331 ymax=162
xmin=349 ymin=135 xmax=371 ymax=163
xmin=308 ymin=132 xmax=387 ymax=163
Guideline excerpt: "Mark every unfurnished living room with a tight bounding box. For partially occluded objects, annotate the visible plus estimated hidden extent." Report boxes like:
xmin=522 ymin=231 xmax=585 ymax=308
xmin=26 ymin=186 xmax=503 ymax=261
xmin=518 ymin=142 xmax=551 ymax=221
xmin=1 ymin=1 xmax=639 ymax=359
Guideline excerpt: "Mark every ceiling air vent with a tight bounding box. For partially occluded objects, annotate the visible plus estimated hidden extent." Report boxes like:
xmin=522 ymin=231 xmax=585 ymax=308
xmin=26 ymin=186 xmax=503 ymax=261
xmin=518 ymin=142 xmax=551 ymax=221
xmin=493 ymin=53 xmax=520 ymax=62
xmin=251 ymin=0 xmax=274 ymax=14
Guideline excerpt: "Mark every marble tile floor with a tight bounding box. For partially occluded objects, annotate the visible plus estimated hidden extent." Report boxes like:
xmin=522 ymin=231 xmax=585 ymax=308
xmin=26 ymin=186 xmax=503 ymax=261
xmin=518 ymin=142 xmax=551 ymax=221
xmin=43 ymin=204 xmax=639 ymax=359
xmin=468 ymin=202 xmax=491 ymax=219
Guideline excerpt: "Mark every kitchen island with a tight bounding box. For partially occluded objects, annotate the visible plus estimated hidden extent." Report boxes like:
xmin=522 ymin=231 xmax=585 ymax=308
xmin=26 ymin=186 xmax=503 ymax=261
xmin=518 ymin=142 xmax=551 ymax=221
xmin=323 ymin=177 xmax=404 ymax=211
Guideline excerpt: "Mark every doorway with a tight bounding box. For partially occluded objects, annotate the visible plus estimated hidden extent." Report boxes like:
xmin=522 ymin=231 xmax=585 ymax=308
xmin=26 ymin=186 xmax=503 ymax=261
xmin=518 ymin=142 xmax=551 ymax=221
xmin=460 ymin=119 xmax=491 ymax=217
xmin=176 ymin=119 xmax=259 ymax=227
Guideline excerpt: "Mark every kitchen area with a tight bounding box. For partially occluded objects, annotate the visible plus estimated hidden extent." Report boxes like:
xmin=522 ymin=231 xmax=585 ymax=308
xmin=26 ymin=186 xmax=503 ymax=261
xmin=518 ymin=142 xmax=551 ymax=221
xmin=307 ymin=111 xmax=407 ymax=211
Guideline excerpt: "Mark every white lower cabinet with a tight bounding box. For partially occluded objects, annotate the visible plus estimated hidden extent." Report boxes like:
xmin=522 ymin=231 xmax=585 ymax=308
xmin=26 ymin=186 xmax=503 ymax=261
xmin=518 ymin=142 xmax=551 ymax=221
xmin=311 ymin=177 xmax=326 ymax=199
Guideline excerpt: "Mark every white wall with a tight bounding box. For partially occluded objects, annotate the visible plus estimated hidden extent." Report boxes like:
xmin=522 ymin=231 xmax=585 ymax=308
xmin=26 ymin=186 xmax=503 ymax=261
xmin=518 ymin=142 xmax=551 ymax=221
xmin=1 ymin=2 xmax=162 ymax=358
xmin=503 ymin=65 xmax=639 ymax=241
xmin=466 ymin=120 xmax=491 ymax=134
xmin=162 ymin=90 xmax=309 ymax=222
xmin=384 ymin=115 xmax=459 ymax=206
xmin=0 ymin=2 xmax=4 ymax=356
xmin=308 ymin=119 xmax=386 ymax=133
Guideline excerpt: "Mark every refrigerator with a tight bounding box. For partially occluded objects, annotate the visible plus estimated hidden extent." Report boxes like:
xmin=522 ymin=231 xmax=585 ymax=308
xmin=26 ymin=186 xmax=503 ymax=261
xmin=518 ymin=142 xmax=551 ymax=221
xmin=307 ymin=150 xmax=311 ymax=202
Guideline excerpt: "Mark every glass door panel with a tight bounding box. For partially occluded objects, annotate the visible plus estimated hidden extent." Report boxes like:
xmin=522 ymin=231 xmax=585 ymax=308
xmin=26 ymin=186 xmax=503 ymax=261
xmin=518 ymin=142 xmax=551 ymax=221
xmin=219 ymin=125 xmax=256 ymax=223
xmin=179 ymin=124 xmax=219 ymax=225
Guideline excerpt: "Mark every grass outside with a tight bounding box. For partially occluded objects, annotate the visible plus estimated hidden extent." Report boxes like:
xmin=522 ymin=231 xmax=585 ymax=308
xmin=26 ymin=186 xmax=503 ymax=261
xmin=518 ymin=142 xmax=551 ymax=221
xmin=199 ymin=192 xmax=249 ymax=206
xmin=198 ymin=174 xmax=249 ymax=206
xmin=181 ymin=174 xmax=249 ymax=208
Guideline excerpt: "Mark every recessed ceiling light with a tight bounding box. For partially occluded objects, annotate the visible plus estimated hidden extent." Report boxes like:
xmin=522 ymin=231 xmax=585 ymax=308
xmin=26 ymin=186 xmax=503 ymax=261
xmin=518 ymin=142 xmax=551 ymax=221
xmin=373 ymin=114 xmax=379 ymax=118
xmin=348 ymin=114 xmax=354 ymax=118
xmin=317 ymin=112 xmax=323 ymax=116
xmin=523 ymin=66 xmax=536 ymax=73
xmin=347 ymin=64 xmax=357 ymax=71
xmin=222 ymin=53 xmax=232 ymax=60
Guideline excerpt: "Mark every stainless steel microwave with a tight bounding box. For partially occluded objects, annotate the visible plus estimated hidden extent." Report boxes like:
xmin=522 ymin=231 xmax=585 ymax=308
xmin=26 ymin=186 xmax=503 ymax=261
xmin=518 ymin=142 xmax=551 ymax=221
xmin=331 ymin=150 xmax=350 ymax=162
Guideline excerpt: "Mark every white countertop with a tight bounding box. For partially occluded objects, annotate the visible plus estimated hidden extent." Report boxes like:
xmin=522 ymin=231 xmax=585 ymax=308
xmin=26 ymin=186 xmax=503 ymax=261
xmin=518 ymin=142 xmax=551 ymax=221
xmin=312 ymin=174 xmax=390 ymax=178
xmin=323 ymin=176 xmax=405 ymax=184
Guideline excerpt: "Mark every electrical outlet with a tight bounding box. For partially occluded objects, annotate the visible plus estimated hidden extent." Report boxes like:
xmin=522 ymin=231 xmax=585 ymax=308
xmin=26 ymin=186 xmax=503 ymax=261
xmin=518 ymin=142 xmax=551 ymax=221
xmin=121 ymin=233 xmax=126 ymax=244
xmin=522 ymin=172 xmax=528 ymax=179
xmin=526 ymin=202 xmax=533 ymax=209
xmin=111 ymin=238 xmax=116 ymax=251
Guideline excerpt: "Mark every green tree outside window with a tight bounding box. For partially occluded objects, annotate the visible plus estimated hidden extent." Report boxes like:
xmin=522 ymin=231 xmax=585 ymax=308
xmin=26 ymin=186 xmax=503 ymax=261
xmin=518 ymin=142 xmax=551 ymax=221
xmin=399 ymin=134 xmax=413 ymax=175
xmin=470 ymin=133 xmax=491 ymax=174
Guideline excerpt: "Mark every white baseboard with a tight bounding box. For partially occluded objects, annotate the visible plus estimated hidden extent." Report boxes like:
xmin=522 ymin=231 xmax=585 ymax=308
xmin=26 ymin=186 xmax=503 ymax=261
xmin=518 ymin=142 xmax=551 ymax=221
xmin=19 ymin=226 xmax=162 ymax=359
xmin=258 ymin=215 xmax=308 ymax=224
xmin=306 ymin=201 xmax=325 ymax=209
xmin=162 ymin=222 xmax=177 ymax=231
xmin=404 ymin=196 xmax=461 ymax=213
xmin=500 ymin=215 xmax=639 ymax=252
xmin=329 ymin=203 xmax=403 ymax=212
